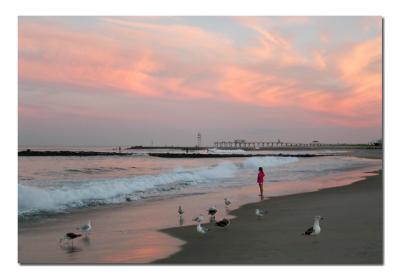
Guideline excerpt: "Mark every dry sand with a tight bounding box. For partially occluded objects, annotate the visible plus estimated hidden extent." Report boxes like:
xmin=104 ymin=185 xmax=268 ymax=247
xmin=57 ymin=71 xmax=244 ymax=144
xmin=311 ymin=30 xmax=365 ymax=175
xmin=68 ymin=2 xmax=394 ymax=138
xmin=155 ymin=171 xmax=383 ymax=264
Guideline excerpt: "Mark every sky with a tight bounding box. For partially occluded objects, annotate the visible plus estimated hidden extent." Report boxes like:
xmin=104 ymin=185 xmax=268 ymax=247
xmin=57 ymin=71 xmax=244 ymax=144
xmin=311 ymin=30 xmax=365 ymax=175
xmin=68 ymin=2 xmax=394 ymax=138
xmin=18 ymin=16 xmax=382 ymax=146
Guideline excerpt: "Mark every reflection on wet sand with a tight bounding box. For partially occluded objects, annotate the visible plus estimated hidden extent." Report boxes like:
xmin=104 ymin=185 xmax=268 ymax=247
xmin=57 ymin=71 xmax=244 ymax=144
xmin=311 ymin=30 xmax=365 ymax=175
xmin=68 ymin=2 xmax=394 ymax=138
xmin=60 ymin=245 xmax=83 ymax=254
xmin=82 ymin=236 xmax=91 ymax=246
xmin=102 ymin=231 xmax=183 ymax=263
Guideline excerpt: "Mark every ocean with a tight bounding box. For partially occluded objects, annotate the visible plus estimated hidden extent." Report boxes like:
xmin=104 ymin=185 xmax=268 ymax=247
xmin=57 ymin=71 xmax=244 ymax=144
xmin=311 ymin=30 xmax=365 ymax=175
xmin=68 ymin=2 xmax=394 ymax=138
xmin=18 ymin=146 xmax=382 ymax=220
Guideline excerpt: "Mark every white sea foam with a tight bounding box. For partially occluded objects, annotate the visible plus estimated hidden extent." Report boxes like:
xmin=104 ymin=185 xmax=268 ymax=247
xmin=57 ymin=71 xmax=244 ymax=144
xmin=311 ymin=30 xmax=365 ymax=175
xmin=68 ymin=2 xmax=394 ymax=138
xmin=207 ymin=148 xmax=246 ymax=154
xmin=18 ymin=156 xmax=298 ymax=215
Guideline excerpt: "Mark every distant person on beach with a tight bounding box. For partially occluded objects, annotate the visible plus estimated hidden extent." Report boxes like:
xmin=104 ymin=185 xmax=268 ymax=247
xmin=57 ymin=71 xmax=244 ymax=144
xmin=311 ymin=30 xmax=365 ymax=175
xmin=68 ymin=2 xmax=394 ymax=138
xmin=257 ymin=167 xmax=265 ymax=197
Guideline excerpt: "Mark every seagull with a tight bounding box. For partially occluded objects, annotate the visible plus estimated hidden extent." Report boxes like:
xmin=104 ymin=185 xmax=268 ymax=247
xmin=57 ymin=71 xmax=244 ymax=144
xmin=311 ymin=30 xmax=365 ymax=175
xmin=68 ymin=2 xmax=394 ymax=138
xmin=224 ymin=198 xmax=231 ymax=207
xmin=208 ymin=206 xmax=217 ymax=216
xmin=302 ymin=216 xmax=324 ymax=236
xmin=59 ymin=232 xmax=82 ymax=246
xmin=178 ymin=205 xmax=184 ymax=216
xmin=255 ymin=209 xmax=266 ymax=218
xmin=197 ymin=223 xmax=209 ymax=235
xmin=192 ymin=214 xmax=204 ymax=223
xmin=76 ymin=220 xmax=92 ymax=236
xmin=215 ymin=218 xmax=230 ymax=228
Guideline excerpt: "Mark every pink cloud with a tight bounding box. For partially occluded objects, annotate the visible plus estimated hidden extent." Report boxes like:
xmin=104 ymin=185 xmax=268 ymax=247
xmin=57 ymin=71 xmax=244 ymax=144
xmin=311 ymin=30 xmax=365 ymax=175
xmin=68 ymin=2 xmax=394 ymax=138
xmin=19 ymin=17 xmax=382 ymax=129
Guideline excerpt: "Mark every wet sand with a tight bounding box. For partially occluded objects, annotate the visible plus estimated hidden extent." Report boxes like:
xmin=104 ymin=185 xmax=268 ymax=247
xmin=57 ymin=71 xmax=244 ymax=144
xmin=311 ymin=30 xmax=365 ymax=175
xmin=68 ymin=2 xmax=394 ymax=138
xmin=155 ymin=171 xmax=382 ymax=264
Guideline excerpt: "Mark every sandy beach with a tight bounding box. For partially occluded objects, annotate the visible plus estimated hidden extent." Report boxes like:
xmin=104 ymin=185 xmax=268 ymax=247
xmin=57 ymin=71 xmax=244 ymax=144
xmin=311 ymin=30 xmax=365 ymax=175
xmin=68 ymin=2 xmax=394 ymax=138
xmin=156 ymin=170 xmax=383 ymax=264
xmin=19 ymin=161 xmax=382 ymax=264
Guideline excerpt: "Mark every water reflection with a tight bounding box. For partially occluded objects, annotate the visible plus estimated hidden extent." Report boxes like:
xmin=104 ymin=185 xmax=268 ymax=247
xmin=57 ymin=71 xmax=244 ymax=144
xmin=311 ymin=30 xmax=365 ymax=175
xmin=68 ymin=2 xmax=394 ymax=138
xmin=82 ymin=236 xmax=91 ymax=246
xmin=60 ymin=244 xmax=83 ymax=254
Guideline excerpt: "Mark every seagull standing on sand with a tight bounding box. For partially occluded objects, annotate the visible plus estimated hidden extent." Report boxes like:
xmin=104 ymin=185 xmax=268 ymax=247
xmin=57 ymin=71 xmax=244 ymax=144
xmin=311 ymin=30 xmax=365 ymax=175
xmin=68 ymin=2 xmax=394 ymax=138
xmin=224 ymin=198 xmax=231 ymax=207
xmin=215 ymin=218 xmax=230 ymax=229
xmin=255 ymin=209 xmax=266 ymax=218
xmin=76 ymin=220 xmax=92 ymax=236
xmin=197 ymin=223 xmax=209 ymax=235
xmin=192 ymin=214 xmax=204 ymax=223
xmin=178 ymin=206 xmax=184 ymax=216
xmin=59 ymin=232 xmax=82 ymax=246
xmin=208 ymin=206 xmax=218 ymax=222
xmin=302 ymin=216 xmax=324 ymax=236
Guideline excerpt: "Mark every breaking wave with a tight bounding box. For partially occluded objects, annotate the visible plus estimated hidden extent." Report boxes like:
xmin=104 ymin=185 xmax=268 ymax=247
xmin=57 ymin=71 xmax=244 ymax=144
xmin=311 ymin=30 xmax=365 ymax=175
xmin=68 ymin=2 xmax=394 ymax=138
xmin=18 ymin=156 xmax=297 ymax=216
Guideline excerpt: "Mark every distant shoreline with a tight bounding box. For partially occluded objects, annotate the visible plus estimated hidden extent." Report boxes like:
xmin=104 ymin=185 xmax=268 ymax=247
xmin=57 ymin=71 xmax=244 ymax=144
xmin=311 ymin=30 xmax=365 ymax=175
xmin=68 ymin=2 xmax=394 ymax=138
xmin=18 ymin=150 xmax=131 ymax=157
xmin=18 ymin=146 xmax=381 ymax=157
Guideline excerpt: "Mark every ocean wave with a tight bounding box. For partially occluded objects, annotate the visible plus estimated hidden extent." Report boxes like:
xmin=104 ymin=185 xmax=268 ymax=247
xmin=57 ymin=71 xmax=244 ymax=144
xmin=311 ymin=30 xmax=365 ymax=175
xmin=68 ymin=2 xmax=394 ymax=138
xmin=18 ymin=156 xmax=298 ymax=216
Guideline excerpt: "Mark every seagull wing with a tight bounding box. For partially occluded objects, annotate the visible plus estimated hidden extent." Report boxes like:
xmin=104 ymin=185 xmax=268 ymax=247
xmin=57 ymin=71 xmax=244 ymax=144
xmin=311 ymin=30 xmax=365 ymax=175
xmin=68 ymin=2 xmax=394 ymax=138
xmin=81 ymin=224 xmax=89 ymax=230
xmin=303 ymin=226 xmax=314 ymax=235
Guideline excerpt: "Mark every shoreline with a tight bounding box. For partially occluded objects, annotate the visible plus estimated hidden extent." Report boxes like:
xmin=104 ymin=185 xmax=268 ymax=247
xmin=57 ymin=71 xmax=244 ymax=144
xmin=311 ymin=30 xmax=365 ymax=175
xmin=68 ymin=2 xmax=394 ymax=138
xmin=155 ymin=170 xmax=383 ymax=264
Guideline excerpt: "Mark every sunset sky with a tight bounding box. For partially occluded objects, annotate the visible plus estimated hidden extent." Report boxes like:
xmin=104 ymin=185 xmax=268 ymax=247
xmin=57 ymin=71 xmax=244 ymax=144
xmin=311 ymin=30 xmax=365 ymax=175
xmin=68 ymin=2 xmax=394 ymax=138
xmin=18 ymin=16 xmax=382 ymax=146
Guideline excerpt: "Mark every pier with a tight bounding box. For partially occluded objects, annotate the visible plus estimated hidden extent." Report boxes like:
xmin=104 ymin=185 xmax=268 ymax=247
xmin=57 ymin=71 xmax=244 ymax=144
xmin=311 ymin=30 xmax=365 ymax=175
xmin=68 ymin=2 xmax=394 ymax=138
xmin=213 ymin=139 xmax=381 ymax=150
xmin=216 ymin=139 xmax=335 ymax=149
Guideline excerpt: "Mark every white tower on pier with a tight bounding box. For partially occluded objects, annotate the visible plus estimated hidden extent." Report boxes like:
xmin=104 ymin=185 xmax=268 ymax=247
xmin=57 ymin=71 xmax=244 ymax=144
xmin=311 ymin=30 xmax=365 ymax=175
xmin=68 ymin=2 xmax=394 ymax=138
xmin=197 ymin=132 xmax=201 ymax=147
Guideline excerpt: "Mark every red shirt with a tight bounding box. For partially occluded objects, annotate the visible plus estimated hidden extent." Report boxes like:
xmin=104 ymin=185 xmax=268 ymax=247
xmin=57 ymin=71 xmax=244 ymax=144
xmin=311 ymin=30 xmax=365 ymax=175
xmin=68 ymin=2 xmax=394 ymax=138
xmin=257 ymin=171 xmax=265 ymax=184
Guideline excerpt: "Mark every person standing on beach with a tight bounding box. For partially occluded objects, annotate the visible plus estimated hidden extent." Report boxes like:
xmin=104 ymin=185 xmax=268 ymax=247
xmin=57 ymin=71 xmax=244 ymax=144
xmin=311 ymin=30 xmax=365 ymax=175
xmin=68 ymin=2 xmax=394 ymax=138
xmin=257 ymin=167 xmax=265 ymax=197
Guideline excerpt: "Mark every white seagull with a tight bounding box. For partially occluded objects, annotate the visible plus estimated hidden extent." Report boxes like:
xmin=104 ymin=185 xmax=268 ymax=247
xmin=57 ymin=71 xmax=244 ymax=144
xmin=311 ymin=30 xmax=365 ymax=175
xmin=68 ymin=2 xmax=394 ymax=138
xmin=224 ymin=198 xmax=231 ymax=207
xmin=77 ymin=220 xmax=92 ymax=236
xmin=192 ymin=214 xmax=204 ymax=223
xmin=302 ymin=216 xmax=324 ymax=236
xmin=255 ymin=209 xmax=266 ymax=218
xmin=178 ymin=205 xmax=184 ymax=216
xmin=197 ymin=223 xmax=209 ymax=235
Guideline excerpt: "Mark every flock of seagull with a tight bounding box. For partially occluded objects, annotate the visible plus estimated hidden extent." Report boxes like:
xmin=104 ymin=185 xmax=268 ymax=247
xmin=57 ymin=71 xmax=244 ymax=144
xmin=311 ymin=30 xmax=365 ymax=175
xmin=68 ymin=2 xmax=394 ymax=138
xmin=179 ymin=198 xmax=324 ymax=237
xmin=59 ymin=198 xmax=324 ymax=248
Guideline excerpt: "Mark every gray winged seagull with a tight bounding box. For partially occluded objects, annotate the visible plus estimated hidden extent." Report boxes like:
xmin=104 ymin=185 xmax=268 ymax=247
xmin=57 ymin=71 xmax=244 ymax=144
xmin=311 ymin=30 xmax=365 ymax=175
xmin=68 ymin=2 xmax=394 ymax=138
xmin=255 ymin=209 xmax=266 ymax=218
xmin=77 ymin=220 xmax=92 ymax=236
xmin=192 ymin=214 xmax=204 ymax=223
xmin=197 ymin=223 xmax=209 ymax=235
xmin=302 ymin=216 xmax=324 ymax=236
xmin=178 ymin=205 xmax=184 ymax=216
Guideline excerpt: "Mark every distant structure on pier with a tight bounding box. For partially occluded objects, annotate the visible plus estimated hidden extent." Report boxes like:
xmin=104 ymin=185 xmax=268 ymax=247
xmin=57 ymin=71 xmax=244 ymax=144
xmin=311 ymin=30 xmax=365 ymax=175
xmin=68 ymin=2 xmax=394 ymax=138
xmin=214 ymin=139 xmax=325 ymax=149
xmin=196 ymin=132 xmax=202 ymax=147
